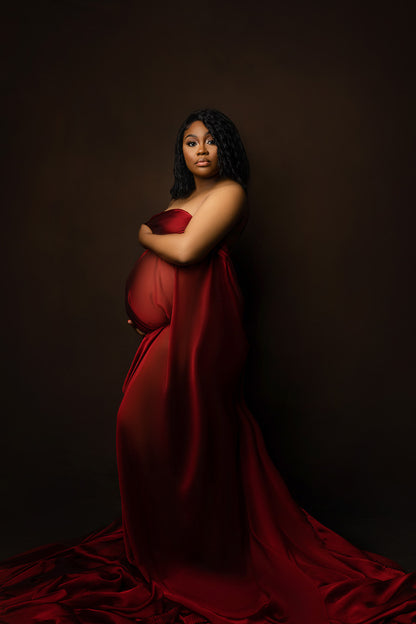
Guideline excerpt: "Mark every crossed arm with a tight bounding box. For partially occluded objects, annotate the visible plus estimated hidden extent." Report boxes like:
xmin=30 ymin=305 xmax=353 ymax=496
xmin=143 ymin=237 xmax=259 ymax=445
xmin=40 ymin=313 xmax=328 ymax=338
xmin=137 ymin=183 xmax=247 ymax=265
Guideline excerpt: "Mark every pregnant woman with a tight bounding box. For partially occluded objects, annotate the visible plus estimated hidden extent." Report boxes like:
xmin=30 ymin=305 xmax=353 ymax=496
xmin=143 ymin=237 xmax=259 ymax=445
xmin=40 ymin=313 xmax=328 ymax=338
xmin=1 ymin=108 xmax=415 ymax=624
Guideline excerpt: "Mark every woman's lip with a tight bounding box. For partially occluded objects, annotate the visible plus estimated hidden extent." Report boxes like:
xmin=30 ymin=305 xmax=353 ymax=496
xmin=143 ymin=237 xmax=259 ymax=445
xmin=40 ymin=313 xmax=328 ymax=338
xmin=196 ymin=161 xmax=210 ymax=166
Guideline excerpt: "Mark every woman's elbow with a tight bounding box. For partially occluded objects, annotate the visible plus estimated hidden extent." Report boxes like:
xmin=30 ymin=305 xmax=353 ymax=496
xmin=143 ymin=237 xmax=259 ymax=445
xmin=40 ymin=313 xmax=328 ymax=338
xmin=175 ymin=249 xmax=197 ymax=266
xmin=177 ymin=241 xmax=211 ymax=266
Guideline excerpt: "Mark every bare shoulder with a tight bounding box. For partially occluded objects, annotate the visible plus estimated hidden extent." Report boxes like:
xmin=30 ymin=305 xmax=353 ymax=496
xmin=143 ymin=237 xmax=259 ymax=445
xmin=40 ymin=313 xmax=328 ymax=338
xmin=210 ymin=181 xmax=248 ymax=224
xmin=167 ymin=180 xmax=247 ymax=219
xmin=199 ymin=180 xmax=247 ymax=217
xmin=189 ymin=181 xmax=247 ymax=236
xmin=211 ymin=179 xmax=246 ymax=200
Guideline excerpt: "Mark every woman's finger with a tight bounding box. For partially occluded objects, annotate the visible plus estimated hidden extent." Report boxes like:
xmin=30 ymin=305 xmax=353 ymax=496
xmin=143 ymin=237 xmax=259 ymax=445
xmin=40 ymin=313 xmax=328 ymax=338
xmin=127 ymin=318 xmax=145 ymax=336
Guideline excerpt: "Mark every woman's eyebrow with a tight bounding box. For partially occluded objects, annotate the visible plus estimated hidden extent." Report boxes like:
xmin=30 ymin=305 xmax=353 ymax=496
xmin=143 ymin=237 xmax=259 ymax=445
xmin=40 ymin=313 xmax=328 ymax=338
xmin=184 ymin=132 xmax=212 ymax=139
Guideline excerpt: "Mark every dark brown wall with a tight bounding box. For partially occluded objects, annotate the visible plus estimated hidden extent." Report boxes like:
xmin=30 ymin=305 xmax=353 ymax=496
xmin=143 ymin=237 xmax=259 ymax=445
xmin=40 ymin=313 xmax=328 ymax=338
xmin=2 ymin=1 xmax=415 ymax=568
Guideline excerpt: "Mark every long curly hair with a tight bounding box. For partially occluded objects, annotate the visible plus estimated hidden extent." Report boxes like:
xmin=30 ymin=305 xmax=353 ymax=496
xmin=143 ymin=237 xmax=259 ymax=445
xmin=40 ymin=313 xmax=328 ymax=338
xmin=169 ymin=109 xmax=250 ymax=199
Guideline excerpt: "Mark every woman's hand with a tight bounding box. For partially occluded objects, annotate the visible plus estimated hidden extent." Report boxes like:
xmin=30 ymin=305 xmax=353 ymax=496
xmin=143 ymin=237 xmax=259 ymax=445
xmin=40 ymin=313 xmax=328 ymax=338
xmin=127 ymin=319 xmax=146 ymax=337
xmin=138 ymin=223 xmax=153 ymax=247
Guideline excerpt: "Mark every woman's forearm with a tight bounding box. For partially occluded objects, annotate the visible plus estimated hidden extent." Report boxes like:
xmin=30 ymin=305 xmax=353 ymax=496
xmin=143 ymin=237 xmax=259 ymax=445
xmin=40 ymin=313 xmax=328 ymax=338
xmin=138 ymin=188 xmax=245 ymax=265
xmin=139 ymin=227 xmax=189 ymax=265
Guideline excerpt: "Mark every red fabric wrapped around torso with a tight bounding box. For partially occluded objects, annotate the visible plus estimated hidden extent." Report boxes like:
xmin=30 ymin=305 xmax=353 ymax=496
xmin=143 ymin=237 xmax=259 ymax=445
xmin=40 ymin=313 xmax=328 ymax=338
xmin=0 ymin=207 xmax=415 ymax=624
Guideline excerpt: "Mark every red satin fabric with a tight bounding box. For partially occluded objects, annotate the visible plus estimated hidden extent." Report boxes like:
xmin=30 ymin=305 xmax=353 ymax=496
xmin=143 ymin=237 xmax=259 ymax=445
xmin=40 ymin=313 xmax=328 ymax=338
xmin=1 ymin=207 xmax=415 ymax=623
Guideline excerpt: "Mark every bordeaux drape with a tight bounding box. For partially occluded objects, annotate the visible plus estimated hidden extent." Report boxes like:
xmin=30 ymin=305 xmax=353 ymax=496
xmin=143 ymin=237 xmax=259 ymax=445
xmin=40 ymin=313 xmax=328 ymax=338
xmin=1 ymin=208 xmax=415 ymax=624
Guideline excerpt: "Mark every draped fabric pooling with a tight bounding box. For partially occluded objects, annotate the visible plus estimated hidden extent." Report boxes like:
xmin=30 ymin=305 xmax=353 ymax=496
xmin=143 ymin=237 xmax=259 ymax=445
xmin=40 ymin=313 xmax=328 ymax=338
xmin=1 ymin=208 xmax=415 ymax=623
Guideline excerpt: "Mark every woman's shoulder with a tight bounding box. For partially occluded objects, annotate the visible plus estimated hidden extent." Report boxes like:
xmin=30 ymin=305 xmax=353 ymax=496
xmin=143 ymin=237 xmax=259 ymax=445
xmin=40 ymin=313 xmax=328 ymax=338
xmin=213 ymin=178 xmax=246 ymax=197
xmin=199 ymin=181 xmax=248 ymax=216
xmin=204 ymin=180 xmax=248 ymax=222
xmin=168 ymin=179 xmax=246 ymax=205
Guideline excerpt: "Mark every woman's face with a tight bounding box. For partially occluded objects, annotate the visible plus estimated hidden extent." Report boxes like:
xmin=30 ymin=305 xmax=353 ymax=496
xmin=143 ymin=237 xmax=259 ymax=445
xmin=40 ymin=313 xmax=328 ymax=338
xmin=182 ymin=120 xmax=220 ymax=179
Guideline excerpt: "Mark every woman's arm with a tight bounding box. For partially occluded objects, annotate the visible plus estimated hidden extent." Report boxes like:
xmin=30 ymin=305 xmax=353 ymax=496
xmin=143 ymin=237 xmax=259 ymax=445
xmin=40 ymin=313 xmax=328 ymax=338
xmin=138 ymin=183 xmax=247 ymax=265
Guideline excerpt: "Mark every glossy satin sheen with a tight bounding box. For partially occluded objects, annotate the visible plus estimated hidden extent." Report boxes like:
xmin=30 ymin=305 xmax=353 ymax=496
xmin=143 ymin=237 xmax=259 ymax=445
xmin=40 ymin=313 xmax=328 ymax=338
xmin=0 ymin=207 xmax=415 ymax=624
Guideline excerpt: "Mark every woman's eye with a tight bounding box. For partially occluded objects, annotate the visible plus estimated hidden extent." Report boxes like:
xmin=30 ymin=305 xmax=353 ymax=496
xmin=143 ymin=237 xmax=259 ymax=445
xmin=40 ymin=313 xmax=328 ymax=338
xmin=185 ymin=139 xmax=216 ymax=147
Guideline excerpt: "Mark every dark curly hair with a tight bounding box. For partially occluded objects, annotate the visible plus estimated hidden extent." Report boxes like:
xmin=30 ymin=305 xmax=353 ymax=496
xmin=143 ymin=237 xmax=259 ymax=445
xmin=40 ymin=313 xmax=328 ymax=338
xmin=169 ymin=108 xmax=250 ymax=199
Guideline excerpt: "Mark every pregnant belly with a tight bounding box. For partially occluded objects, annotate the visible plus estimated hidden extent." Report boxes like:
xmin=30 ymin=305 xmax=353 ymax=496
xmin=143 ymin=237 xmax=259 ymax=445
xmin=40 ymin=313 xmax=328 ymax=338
xmin=125 ymin=250 xmax=175 ymax=334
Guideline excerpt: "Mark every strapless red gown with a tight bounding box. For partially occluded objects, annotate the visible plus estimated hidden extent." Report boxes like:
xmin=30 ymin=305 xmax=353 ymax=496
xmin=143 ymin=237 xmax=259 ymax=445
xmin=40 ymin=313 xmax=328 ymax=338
xmin=1 ymin=208 xmax=415 ymax=623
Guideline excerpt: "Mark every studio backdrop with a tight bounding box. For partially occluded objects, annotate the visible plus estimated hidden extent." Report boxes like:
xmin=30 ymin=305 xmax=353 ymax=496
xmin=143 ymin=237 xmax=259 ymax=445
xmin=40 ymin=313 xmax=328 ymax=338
xmin=1 ymin=0 xmax=414 ymax=570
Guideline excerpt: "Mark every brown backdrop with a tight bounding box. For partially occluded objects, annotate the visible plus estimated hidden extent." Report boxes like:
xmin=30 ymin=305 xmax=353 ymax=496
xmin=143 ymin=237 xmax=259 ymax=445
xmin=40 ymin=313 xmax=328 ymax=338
xmin=1 ymin=1 xmax=415 ymax=569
